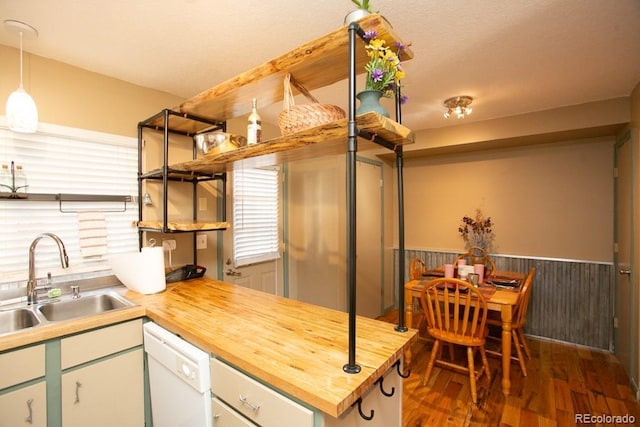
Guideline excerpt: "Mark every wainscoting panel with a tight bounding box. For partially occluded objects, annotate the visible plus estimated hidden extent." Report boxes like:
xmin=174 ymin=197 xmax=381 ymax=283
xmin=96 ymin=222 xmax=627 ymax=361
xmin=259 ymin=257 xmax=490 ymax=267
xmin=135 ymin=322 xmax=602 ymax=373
xmin=395 ymin=249 xmax=613 ymax=350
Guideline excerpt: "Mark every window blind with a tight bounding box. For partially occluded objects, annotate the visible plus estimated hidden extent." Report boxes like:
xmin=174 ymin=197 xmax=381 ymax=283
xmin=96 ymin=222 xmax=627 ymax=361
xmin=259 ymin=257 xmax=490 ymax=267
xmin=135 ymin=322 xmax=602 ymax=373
xmin=0 ymin=120 xmax=138 ymax=284
xmin=232 ymin=167 xmax=280 ymax=267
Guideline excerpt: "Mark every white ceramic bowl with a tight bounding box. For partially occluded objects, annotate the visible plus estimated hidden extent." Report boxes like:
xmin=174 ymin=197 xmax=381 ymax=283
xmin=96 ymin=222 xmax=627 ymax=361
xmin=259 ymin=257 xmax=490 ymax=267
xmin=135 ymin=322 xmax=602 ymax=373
xmin=194 ymin=131 xmax=247 ymax=155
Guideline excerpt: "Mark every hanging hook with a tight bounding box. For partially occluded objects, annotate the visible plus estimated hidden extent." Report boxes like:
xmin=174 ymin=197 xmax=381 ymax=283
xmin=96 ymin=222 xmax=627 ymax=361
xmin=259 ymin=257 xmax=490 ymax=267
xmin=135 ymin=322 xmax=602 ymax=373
xmin=375 ymin=376 xmax=395 ymax=397
xmin=352 ymin=397 xmax=374 ymax=421
xmin=394 ymin=359 xmax=410 ymax=379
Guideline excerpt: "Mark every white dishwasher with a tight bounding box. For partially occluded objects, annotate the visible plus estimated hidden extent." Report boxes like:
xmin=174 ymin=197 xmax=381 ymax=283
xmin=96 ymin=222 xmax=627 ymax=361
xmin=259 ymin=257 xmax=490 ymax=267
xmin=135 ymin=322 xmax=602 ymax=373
xmin=143 ymin=322 xmax=212 ymax=427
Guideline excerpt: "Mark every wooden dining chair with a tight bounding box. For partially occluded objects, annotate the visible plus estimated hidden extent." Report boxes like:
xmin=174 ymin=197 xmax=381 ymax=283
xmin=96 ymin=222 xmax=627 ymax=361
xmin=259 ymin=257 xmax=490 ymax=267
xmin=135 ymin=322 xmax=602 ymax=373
xmin=486 ymin=267 xmax=536 ymax=376
xmin=419 ymin=278 xmax=491 ymax=404
xmin=409 ymin=258 xmax=426 ymax=280
xmin=453 ymin=246 xmax=496 ymax=277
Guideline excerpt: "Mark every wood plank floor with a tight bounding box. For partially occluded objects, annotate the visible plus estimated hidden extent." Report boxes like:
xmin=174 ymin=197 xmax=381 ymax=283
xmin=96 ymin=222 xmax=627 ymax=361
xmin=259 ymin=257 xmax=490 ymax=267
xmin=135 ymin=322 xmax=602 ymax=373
xmin=377 ymin=310 xmax=640 ymax=426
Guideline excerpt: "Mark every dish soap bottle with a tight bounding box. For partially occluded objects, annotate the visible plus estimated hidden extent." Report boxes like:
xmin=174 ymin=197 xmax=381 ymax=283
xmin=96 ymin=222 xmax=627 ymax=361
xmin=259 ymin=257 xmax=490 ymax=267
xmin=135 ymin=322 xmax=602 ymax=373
xmin=247 ymin=98 xmax=262 ymax=145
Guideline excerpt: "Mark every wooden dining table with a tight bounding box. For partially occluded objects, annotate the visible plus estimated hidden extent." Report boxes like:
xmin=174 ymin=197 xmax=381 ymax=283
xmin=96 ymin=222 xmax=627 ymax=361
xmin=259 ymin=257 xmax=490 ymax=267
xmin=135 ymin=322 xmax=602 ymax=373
xmin=404 ymin=268 xmax=526 ymax=397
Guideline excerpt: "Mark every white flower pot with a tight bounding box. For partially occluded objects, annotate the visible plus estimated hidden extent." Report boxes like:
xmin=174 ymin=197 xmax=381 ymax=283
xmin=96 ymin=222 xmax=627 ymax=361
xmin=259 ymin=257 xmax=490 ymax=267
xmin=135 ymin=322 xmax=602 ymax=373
xmin=344 ymin=9 xmax=371 ymax=25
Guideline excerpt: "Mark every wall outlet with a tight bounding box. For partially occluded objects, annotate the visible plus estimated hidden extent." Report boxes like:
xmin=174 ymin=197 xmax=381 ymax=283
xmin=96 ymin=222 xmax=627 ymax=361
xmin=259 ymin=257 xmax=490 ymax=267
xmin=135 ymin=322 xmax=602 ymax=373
xmin=196 ymin=233 xmax=207 ymax=250
xmin=162 ymin=239 xmax=176 ymax=251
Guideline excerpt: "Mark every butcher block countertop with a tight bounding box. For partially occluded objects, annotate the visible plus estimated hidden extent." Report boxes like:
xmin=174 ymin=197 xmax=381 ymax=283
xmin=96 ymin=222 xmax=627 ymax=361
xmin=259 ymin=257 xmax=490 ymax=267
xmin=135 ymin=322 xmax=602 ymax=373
xmin=0 ymin=278 xmax=417 ymax=418
xmin=125 ymin=278 xmax=417 ymax=417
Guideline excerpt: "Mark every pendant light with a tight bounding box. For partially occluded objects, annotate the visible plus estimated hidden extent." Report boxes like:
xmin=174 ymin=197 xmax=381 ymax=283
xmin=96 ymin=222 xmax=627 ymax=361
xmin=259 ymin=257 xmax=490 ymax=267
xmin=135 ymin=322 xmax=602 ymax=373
xmin=4 ymin=20 xmax=39 ymax=133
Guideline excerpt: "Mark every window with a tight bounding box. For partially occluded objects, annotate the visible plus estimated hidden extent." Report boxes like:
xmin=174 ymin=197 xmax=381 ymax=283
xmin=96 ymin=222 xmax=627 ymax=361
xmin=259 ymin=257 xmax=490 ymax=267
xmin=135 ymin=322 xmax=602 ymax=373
xmin=232 ymin=167 xmax=280 ymax=266
xmin=0 ymin=120 xmax=138 ymax=286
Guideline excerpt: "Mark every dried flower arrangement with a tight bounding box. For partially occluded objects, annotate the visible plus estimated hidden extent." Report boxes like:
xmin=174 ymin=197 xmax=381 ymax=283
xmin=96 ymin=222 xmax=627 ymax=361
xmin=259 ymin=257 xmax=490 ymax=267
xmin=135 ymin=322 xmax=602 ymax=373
xmin=458 ymin=209 xmax=495 ymax=252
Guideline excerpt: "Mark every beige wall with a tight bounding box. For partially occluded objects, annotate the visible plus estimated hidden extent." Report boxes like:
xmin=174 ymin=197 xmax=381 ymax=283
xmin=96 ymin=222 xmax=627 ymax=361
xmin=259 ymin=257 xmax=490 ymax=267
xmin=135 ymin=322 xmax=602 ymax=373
xmin=401 ymin=137 xmax=614 ymax=261
xmin=1 ymin=45 xmax=183 ymax=137
xmin=378 ymin=96 xmax=631 ymax=263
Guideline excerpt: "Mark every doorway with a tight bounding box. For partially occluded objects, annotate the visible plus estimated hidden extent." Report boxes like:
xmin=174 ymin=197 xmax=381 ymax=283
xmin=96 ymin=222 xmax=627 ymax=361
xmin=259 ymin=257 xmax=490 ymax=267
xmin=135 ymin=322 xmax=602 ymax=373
xmin=221 ymin=167 xmax=281 ymax=295
xmin=285 ymin=156 xmax=384 ymax=316
xmin=355 ymin=158 xmax=384 ymax=318
xmin=614 ymin=129 xmax=635 ymax=390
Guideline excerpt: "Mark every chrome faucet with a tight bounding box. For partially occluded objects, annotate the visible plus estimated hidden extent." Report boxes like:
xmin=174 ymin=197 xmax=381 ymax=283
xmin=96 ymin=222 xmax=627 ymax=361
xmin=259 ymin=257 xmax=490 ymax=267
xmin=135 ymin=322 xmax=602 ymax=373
xmin=27 ymin=233 xmax=69 ymax=305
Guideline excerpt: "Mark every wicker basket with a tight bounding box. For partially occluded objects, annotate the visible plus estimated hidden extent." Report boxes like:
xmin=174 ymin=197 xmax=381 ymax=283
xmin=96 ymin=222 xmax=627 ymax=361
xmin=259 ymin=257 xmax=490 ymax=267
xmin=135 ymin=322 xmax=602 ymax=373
xmin=278 ymin=73 xmax=345 ymax=136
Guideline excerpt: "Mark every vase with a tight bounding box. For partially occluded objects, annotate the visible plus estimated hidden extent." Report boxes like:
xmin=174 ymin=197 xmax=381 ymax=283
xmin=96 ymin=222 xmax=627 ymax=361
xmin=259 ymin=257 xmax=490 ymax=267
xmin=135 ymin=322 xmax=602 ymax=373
xmin=356 ymin=90 xmax=389 ymax=117
xmin=344 ymin=9 xmax=394 ymax=27
xmin=344 ymin=9 xmax=371 ymax=25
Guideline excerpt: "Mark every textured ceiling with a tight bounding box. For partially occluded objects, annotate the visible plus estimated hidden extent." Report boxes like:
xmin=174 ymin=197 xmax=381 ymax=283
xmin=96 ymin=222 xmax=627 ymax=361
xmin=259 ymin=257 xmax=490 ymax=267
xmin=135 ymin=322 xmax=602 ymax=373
xmin=1 ymin=0 xmax=639 ymax=132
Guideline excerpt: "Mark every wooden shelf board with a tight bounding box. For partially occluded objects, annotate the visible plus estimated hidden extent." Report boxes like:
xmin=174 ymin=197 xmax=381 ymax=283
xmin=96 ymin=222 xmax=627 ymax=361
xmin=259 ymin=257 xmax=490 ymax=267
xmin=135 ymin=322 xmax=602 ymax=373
xmin=148 ymin=14 xmax=413 ymax=134
xmin=137 ymin=221 xmax=230 ymax=232
xmin=140 ymin=169 xmax=221 ymax=181
xmin=140 ymin=112 xmax=225 ymax=136
xmin=169 ymin=112 xmax=414 ymax=174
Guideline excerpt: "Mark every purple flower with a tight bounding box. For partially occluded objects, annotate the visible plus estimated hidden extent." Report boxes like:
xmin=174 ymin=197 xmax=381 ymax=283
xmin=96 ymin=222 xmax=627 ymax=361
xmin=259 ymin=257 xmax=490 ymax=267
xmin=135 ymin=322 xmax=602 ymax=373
xmin=400 ymin=95 xmax=409 ymax=105
xmin=395 ymin=41 xmax=407 ymax=51
xmin=364 ymin=30 xmax=378 ymax=40
xmin=371 ymin=68 xmax=384 ymax=82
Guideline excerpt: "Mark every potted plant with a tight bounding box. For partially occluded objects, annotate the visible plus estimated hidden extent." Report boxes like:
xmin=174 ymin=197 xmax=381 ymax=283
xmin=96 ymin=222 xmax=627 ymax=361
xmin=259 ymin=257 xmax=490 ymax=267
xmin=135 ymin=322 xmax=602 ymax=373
xmin=344 ymin=0 xmax=376 ymax=24
xmin=356 ymin=30 xmax=408 ymax=116
xmin=352 ymin=0 xmax=374 ymax=12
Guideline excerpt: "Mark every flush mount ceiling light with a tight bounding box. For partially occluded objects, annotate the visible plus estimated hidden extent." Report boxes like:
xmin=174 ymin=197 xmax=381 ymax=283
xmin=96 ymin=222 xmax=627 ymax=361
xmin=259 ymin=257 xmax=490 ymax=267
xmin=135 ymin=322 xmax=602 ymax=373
xmin=4 ymin=19 xmax=39 ymax=133
xmin=443 ymin=95 xmax=473 ymax=119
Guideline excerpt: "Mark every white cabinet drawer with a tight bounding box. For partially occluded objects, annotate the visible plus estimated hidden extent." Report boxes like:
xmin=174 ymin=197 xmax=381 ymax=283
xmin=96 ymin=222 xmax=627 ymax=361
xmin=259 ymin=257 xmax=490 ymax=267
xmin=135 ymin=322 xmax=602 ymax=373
xmin=61 ymin=319 xmax=142 ymax=369
xmin=210 ymin=358 xmax=313 ymax=427
xmin=0 ymin=344 xmax=45 ymax=389
xmin=212 ymin=397 xmax=257 ymax=427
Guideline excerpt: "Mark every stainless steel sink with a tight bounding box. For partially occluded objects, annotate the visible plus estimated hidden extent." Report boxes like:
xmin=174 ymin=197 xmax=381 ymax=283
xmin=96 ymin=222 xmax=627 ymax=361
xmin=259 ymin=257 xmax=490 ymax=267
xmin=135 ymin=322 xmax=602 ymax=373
xmin=37 ymin=293 xmax=133 ymax=322
xmin=0 ymin=308 xmax=41 ymax=335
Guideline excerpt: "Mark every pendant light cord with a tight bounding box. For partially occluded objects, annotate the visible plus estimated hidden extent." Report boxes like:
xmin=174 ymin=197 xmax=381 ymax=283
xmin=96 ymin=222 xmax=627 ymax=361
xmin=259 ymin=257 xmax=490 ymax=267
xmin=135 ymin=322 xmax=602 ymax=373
xmin=18 ymin=31 xmax=24 ymax=88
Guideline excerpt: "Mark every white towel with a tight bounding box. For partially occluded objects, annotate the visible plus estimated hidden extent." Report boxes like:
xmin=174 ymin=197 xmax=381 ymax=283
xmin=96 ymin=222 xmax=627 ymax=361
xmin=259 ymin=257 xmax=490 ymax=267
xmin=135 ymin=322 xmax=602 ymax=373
xmin=78 ymin=211 xmax=108 ymax=257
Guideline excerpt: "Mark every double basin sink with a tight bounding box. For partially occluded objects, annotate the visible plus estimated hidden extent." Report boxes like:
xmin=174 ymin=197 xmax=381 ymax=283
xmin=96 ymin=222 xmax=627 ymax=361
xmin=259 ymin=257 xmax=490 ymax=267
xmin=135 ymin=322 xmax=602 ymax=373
xmin=0 ymin=289 xmax=135 ymax=336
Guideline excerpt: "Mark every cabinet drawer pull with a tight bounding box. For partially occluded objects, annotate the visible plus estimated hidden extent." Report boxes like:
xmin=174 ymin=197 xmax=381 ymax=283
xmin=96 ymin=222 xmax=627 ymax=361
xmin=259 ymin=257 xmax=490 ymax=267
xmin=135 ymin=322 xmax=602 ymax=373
xmin=238 ymin=394 xmax=261 ymax=412
xmin=25 ymin=398 xmax=34 ymax=424
xmin=74 ymin=381 xmax=82 ymax=404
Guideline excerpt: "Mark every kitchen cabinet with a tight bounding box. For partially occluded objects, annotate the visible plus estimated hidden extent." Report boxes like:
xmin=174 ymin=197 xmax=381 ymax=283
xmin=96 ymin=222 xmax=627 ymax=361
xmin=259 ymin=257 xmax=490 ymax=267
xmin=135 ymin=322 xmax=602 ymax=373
xmin=61 ymin=349 xmax=143 ymax=427
xmin=0 ymin=382 xmax=47 ymax=427
xmin=211 ymin=356 xmax=402 ymax=427
xmin=212 ymin=396 xmax=257 ymax=426
xmin=211 ymin=357 xmax=314 ymax=427
xmin=59 ymin=319 xmax=144 ymax=427
xmin=0 ymin=344 xmax=47 ymax=426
